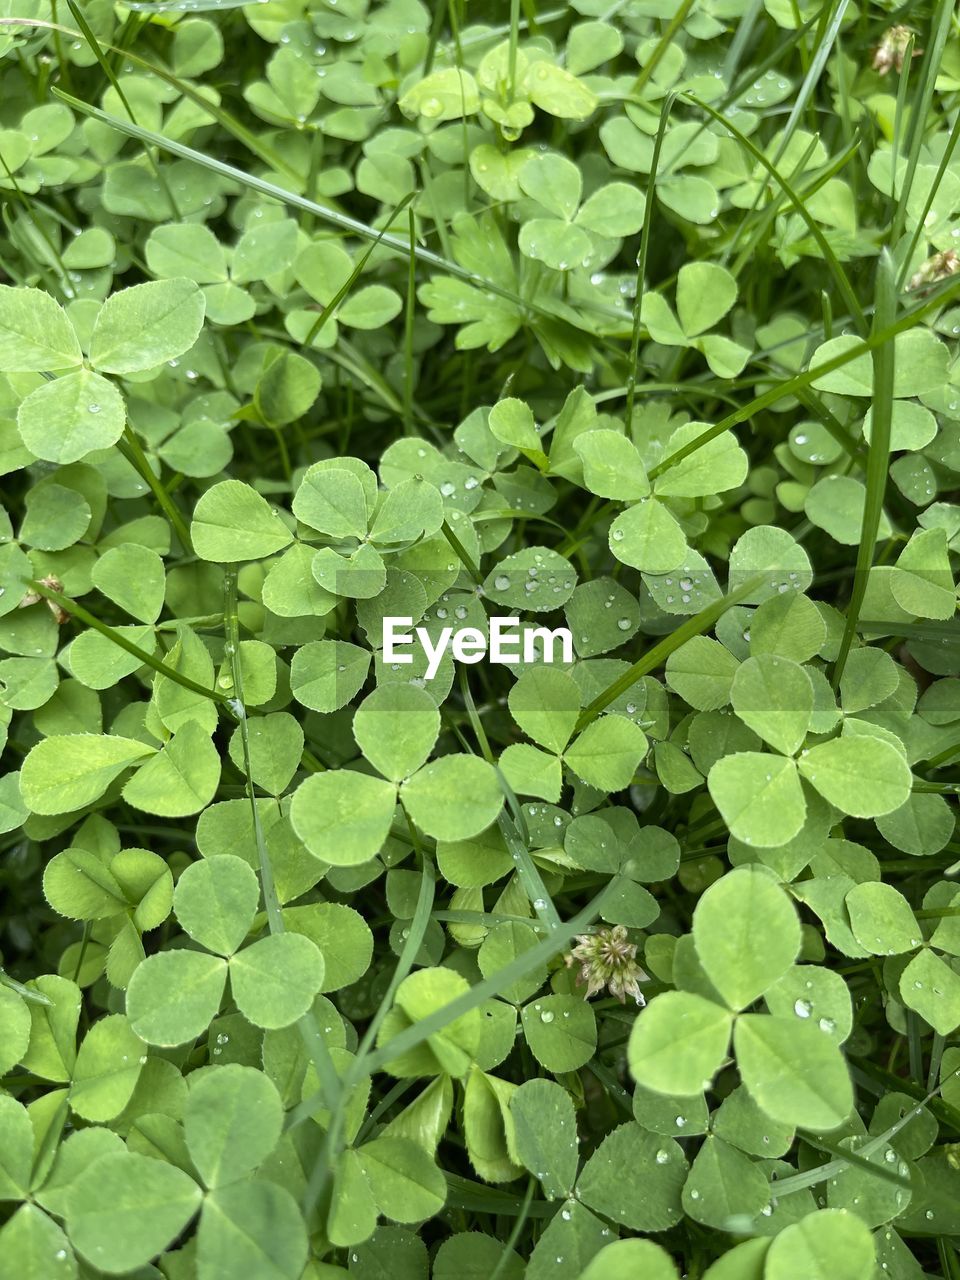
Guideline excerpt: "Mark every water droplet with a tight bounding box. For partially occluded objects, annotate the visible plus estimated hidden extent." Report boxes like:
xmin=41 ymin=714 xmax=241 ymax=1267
xmin=794 ymin=998 xmax=812 ymax=1018
xmin=88 ymin=403 xmax=100 ymax=413
xmin=494 ymin=575 xmax=510 ymax=591
xmin=617 ymin=617 xmax=631 ymax=630
xmin=540 ymin=1010 xmax=555 ymax=1024
xmin=655 ymin=1148 xmax=670 ymax=1164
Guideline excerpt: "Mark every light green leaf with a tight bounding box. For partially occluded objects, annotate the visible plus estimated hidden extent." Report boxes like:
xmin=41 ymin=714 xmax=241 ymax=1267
xmin=577 ymin=1122 xmax=686 ymax=1230
xmin=229 ymin=932 xmax=324 ymax=1029
xmin=797 ymin=735 xmax=911 ymax=817
xmin=126 ymin=949 xmax=228 ymax=1046
xmin=564 ymin=715 xmax=648 ymax=792
xmin=0 ymin=1204 xmax=76 ymax=1280
xmin=609 ymin=499 xmax=687 ymax=574
xmin=682 ymin=1135 xmax=770 ymax=1229
xmin=357 ymin=1135 xmax=446 ymax=1222
xmin=666 ymin=637 xmax=740 ymax=711
xmin=730 ymin=655 xmax=813 ymax=756
xmin=290 ymin=639 xmax=370 ymax=712
xmin=764 ymin=1208 xmax=876 ymax=1280
xmin=654 ymin=423 xmax=748 ymax=499
xmin=290 ymin=770 xmax=397 ymax=865
xmin=353 ymin=683 xmax=440 ymax=782
xmin=628 ymin=989 xmax=732 ymax=1100
xmin=579 ymin=1239 xmax=678 ymax=1280
xmin=401 ymin=755 xmax=503 ymax=841
xmin=197 ymin=1181 xmax=307 ymax=1280
xmin=508 ymin=666 xmax=580 ymax=754
xmin=733 ymin=1015 xmax=853 ymax=1130
xmin=676 ymin=262 xmax=738 ymax=336
xmin=192 ymin=480 xmax=294 ymax=562
xmin=174 ymin=855 xmax=259 ymax=956
xmin=521 ymin=994 xmax=596 ymax=1072
xmin=91 ymin=544 xmax=165 ymax=624
xmin=185 ymin=1063 xmax=282 ymax=1188
xmin=17 ymin=370 xmax=125 ymax=465
xmin=0 ymin=284 xmax=82 ymax=372
xmin=574 ymin=430 xmax=649 ymax=500
xmin=70 ymin=1014 xmax=144 ymax=1122
xmin=693 ymin=868 xmax=801 ymax=1010
xmin=708 ymin=754 xmax=806 ymax=848
xmin=20 ymin=734 xmax=154 ymax=816
xmin=900 ymin=949 xmax=960 ymax=1035
xmin=122 ymin=721 xmax=221 ymax=817
xmin=65 ymin=1151 xmax=201 ymax=1273
xmin=845 ymin=882 xmax=921 ymax=956
xmin=89 ymin=278 xmax=205 ymax=375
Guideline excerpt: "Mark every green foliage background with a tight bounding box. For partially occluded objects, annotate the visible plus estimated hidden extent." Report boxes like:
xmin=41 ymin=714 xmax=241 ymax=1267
xmin=1 ymin=0 xmax=960 ymax=1276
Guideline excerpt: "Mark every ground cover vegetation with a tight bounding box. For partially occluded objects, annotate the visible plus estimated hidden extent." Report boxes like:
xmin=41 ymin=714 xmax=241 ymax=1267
xmin=1 ymin=0 xmax=960 ymax=1275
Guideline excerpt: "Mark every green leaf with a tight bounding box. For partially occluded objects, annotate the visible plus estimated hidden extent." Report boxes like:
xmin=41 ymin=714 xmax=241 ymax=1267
xmin=524 ymin=61 xmax=598 ymax=120
xmin=666 ymin=637 xmax=740 ymax=711
xmin=733 ymin=1015 xmax=853 ymax=1130
xmin=192 ymin=480 xmax=294 ymax=562
xmin=0 ymin=284 xmax=82 ymax=371
xmin=730 ymin=655 xmax=813 ymax=756
xmin=890 ymin=527 xmax=956 ymax=620
xmin=676 ymin=263 xmax=738 ymax=337
xmin=290 ymin=769 xmax=397 ymax=865
xmin=17 ymin=370 xmax=125 ymax=465
xmin=122 ymin=721 xmax=221 ymax=817
xmin=845 ymin=882 xmax=921 ymax=956
xmin=609 ymin=499 xmax=687 ymax=574
xmin=653 ymin=423 xmax=748 ymax=499
xmin=707 ymin=754 xmax=806 ymax=848
xmin=398 ymin=67 xmax=480 ymax=122
xmin=682 ymin=1135 xmax=771 ymax=1229
xmin=401 ymin=756 xmax=503 ymax=841
xmin=70 ymin=1014 xmax=145 ymax=1122
xmin=518 ymin=218 xmax=593 ymax=272
xmin=763 ymin=1208 xmax=876 ymax=1280
xmin=574 ymin=430 xmax=649 ymax=500
xmin=797 ymin=735 xmax=911 ymax=817
xmin=185 ymin=1063 xmax=282 ymax=1187
xmin=585 ymin=1240 xmax=680 ymax=1280
xmin=574 ymin=182 xmax=645 ymax=237
xmin=564 ymin=715 xmax=648 ymax=791
xmin=91 ymin=544 xmax=166 ymax=624
xmin=509 ymin=1079 xmax=579 ymax=1200
xmin=577 ymin=1122 xmax=686 ymax=1230
xmin=197 ymin=1181 xmax=307 ymax=1280
xmin=126 ymin=949 xmax=228 ymax=1046
xmin=0 ymin=1204 xmax=76 ymax=1280
xmin=290 ymin=639 xmax=370 ymax=712
xmin=292 ymin=466 xmax=368 ymax=539
xmin=508 ymin=666 xmax=580 ymax=754
xmin=174 ymin=856 xmax=259 ymax=956
xmin=519 ymin=153 xmax=582 ymax=219
xmin=20 ymin=734 xmax=154 ymax=815
xmin=693 ymin=868 xmax=801 ymax=1010
xmin=628 ymin=991 xmax=733 ymax=1096
xmin=229 ymin=932 xmax=324 ymax=1029
xmin=900 ymin=949 xmax=960 ymax=1034
xmin=521 ymin=994 xmax=596 ymax=1072
xmin=0 ymin=1094 xmax=33 ymax=1200
xmin=353 ymin=683 xmax=440 ymax=782
xmin=358 ymin=1136 xmax=446 ymax=1222
xmin=89 ymin=278 xmax=206 ymax=374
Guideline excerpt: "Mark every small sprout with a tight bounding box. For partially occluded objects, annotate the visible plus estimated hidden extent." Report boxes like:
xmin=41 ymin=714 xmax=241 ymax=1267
xmin=565 ymin=924 xmax=648 ymax=1004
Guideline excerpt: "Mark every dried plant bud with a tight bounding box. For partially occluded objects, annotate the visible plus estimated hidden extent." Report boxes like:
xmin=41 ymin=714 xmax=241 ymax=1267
xmin=19 ymin=575 xmax=68 ymax=623
xmin=566 ymin=924 xmax=648 ymax=1005
xmin=908 ymin=250 xmax=960 ymax=292
xmin=872 ymin=25 xmax=920 ymax=75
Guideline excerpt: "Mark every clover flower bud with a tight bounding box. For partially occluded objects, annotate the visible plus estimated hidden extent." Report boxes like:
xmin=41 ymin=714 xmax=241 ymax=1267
xmin=566 ymin=925 xmax=648 ymax=1005
xmin=872 ymin=26 xmax=920 ymax=75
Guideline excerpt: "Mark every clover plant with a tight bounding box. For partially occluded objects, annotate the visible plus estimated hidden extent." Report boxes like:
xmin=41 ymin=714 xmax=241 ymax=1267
xmin=2 ymin=1 xmax=960 ymax=1278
